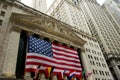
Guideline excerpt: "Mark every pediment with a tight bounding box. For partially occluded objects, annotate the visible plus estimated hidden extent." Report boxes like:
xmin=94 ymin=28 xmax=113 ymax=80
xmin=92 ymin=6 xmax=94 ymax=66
xmin=10 ymin=13 xmax=86 ymax=47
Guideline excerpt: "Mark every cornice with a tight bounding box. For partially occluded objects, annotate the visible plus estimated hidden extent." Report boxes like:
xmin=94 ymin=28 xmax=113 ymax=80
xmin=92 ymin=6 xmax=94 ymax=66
xmin=10 ymin=13 xmax=86 ymax=48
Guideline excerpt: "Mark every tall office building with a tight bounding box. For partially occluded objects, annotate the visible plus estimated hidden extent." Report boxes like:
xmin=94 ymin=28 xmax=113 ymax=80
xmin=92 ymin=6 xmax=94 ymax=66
xmin=103 ymin=0 xmax=120 ymax=34
xmin=48 ymin=0 xmax=91 ymax=35
xmin=47 ymin=0 xmax=114 ymax=80
xmin=78 ymin=0 xmax=120 ymax=80
xmin=31 ymin=0 xmax=47 ymax=13
xmin=113 ymin=0 xmax=120 ymax=3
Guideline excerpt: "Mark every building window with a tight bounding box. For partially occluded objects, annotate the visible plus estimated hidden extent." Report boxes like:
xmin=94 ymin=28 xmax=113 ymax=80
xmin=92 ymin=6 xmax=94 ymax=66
xmin=88 ymin=55 xmax=90 ymax=59
xmin=93 ymin=61 xmax=95 ymax=65
xmin=93 ymin=69 xmax=95 ymax=74
xmin=0 ymin=19 xmax=3 ymax=26
xmin=2 ymin=4 xmax=8 ymax=9
xmin=98 ymin=78 xmax=100 ymax=80
xmin=99 ymin=71 xmax=102 ymax=75
xmin=90 ymin=61 xmax=92 ymax=65
xmin=102 ymin=71 xmax=104 ymax=75
xmin=118 ymin=66 xmax=120 ymax=69
xmin=0 ymin=11 xmax=5 ymax=16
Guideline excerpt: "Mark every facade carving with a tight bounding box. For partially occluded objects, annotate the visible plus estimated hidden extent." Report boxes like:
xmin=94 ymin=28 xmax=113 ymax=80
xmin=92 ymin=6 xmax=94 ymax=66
xmin=11 ymin=13 xmax=85 ymax=48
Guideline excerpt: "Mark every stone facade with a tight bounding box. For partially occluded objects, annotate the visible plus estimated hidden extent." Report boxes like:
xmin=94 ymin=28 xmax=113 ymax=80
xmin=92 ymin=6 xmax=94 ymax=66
xmin=0 ymin=0 xmax=86 ymax=80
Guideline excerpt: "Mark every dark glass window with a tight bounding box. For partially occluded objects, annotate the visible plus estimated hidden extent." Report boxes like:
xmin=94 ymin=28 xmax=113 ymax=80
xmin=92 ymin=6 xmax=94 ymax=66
xmin=0 ymin=11 xmax=5 ymax=16
xmin=0 ymin=19 xmax=3 ymax=26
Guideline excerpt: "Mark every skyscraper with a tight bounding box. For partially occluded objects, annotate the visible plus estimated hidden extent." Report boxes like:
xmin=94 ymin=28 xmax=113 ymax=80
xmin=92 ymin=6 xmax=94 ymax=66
xmin=79 ymin=0 xmax=120 ymax=80
xmin=31 ymin=0 xmax=47 ymax=13
xmin=103 ymin=0 xmax=120 ymax=34
xmin=113 ymin=0 xmax=120 ymax=3
xmin=47 ymin=0 xmax=114 ymax=80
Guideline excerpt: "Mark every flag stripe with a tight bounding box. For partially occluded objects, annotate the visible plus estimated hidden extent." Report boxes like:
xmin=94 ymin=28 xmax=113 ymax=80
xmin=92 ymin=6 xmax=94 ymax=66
xmin=53 ymin=57 xmax=80 ymax=64
xmin=27 ymin=54 xmax=81 ymax=66
xmin=27 ymin=55 xmax=81 ymax=65
xmin=53 ymin=48 xmax=78 ymax=57
xmin=53 ymin=53 xmax=80 ymax=62
xmin=26 ymin=59 xmax=81 ymax=70
xmin=53 ymin=51 xmax=79 ymax=59
xmin=52 ymin=44 xmax=77 ymax=54
xmin=52 ymin=43 xmax=82 ymax=78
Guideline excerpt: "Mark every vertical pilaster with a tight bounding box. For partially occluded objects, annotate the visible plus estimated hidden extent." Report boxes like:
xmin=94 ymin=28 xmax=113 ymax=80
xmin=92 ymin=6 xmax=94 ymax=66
xmin=2 ymin=29 xmax=21 ymax=77
xmin=80 ymin=48 xmax=93 ymax=80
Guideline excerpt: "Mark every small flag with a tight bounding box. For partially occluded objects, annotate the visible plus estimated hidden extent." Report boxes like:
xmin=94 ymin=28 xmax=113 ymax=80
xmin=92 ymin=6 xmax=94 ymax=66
xmin=64 ymin=70 xmax=76 ymax=80
xmin=34 ymin=65 xmax=52 ymax=78
xmin=52 ymin=68 xmax=65 ymax=80
xmin=33 ymin=65 xmax=40 ymax=79
xmin=45 ymin=66 xmax=52 ymax=78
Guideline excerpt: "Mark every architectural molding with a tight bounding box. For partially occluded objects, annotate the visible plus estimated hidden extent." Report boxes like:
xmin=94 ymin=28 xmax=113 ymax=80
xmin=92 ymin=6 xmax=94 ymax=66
xmin=10 ymin=13 xmax=86 ymax=48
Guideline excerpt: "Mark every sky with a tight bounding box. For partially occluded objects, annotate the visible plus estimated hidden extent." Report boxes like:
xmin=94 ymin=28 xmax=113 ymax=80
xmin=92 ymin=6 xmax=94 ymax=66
xmin=21 ymin=0 xmax=105 ymax=9
xmin=21 ymin=0 xmax=54 ymax=9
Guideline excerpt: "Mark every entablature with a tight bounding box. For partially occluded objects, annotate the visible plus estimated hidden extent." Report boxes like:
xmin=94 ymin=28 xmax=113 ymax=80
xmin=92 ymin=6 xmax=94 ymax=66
xmin=10 ymin=13 xmax=86 ymax=49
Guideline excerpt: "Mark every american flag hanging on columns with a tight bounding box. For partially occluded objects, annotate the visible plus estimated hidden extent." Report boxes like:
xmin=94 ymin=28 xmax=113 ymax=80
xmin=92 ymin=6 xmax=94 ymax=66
xmin=25 ymin=36 xmax=82 ymax=79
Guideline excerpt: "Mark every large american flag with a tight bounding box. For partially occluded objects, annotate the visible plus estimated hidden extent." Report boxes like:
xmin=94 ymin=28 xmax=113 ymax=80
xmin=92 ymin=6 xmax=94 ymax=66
xmin=25 ymin=36 xmax=82 ymax=79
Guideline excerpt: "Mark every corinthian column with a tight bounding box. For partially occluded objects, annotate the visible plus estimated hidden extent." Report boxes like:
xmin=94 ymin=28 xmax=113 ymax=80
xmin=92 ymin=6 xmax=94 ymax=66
xmin=80 ymin=48 xmax=93 ymax=80
xmin=2 ymin=29 xmax=21 ymax=77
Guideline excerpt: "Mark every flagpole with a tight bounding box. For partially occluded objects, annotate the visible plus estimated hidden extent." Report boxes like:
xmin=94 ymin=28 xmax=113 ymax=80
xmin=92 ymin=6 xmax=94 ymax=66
xmin=79 ymin=48 xmax=93 ymax=80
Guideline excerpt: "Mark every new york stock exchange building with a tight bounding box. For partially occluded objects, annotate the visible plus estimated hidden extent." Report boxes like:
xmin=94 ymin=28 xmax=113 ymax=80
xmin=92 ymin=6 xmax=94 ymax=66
xmin=0 ymin=0 xmax=114 ymax=80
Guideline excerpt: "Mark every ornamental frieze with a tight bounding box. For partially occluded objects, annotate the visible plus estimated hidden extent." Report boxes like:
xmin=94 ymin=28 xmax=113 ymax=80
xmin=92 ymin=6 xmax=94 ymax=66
xmin=10 ymin=13 xmax=86 ymax=47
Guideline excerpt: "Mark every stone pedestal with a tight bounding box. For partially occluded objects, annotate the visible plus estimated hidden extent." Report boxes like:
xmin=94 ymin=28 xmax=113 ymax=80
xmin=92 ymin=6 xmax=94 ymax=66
xmin=2 ymin=30 xmax=21 ymax=77
xmin=51 ymin=75 xmax=58 ymax=80
xmin=24 ymin=72 xmax=33 ymax=80
xmin=39 ymin=74 xmax=45 ymax=80
xmin=64 ymin=76 xmax=68 ymax=80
